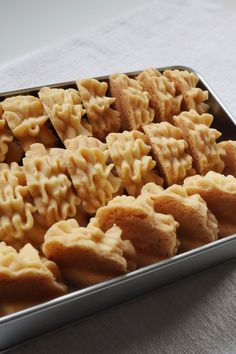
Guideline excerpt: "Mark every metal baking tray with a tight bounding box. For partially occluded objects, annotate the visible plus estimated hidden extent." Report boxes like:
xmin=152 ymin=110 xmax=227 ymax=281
xmin=0 ymin=66 xmax=236 ymax=351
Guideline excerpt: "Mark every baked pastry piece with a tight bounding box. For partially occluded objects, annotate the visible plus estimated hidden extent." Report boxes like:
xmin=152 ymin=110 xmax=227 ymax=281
xmin=0 ymin=162 xmax=47 ymax=249
xmin=137 ymin=68 xmax=182 ymax=123
xmin=42 ymin=218 xmax=136 ymax=287
xmin=173 ymin=110 xmax=225 ymax=175
xmin=76 ymin=79 xmax=121 ymax=140
xmin=23 ymin=143 xmax=80 ymax=227
xmin=163 ymin=69 xmax=209 ymax=114
xmin=65 ymin=136 xmax=121 ymax=214
xmin=1 ymin=95 xmax=56 ymax=152
xmin=106 ymin=130 xmax=163 ymax=196
xmin=39 ymin=87 xmax=92 ymax=142
xmin=141 ymin=183 xmax=219 ymax=251
xmin=96 ymin=195 xmax=179 ymax=267
xmin=0 ymin=242 xmax=67 ymax=314
xmin=143 ymin=122 xmax=195 ymax=186
xmin=219 ymin=140 xmax=236 ymax=177
xmin=0 ymin=105 xmax=13 ymax=162
xmin=184 ymin=172 xmax=236 ymax=237
xmin=109 ymin=73 xmax=154 ymax=130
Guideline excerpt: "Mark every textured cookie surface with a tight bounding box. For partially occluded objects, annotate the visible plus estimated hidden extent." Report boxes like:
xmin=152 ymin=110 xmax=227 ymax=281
xmin=0 ymin=162 xmax=47 ymax=249
xmin=1 ymin=95 xmax=56 ymax=151
xmin=106 ymin=130 xmax=163 ymax=196
xmin=65 ymin=136 xmax=121 ymax=214
xmin=173 ymin=110 xmax=225 ymax=175
xmin=43 ymin=218 xmax=136 ymax=287
xmin=96 ymin=194 xmax=179 ymax=266
xmin=184 ymin=172 xmax=236 ymax=237
xmin=23 ymin=143 xmax=80 ymax=227
xmin=163 ymin=69 xmax=209 ymax=114
xmin=219 ymin=140 xmax=236 ymax=177
xmin=39 ymin=87 xmax=92 ymax=142
xmin=144 ymin=122 xmax=194 ymax=185
xmin=110 ymin=73 xmax=154 ymax=130
xmin=76 ymin=79 xmax=120 ymax=140
xmin=0 ymin=242 xmax=67 ymax=303
xmin=141 ymin=183 xmax=219 ymax=251
xmin=137 ymin=68 xmax=182 ymax=123
xmin=0 ymin=108 xmax=14 ymax=162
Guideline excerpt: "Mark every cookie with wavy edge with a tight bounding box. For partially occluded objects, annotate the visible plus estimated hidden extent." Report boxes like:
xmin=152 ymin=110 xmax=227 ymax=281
xmin=23 ymin=143 xmax=80 ymax=227
xmin=0 ymin=242 xmax=67 ymax=311
xmin=219 ymin=140 xmax=236 ymax=177
xmin=184 ymin=172 xmax=236 ymax=237
xmin=95 ymin=194 xmax=179 ymax=267
xmin=106 ymin=130 xmax=163 ymax=197
xmin=0 ymin=105 xmax=24 ymax=163
xmin=137 ymin=68 xmax=182 ymax=123
xmin=0 ymin=106 xmax=13 ymax=162
xmin=0 ymin=162 xmax=48 ymax=250
xmin=109 ymin=73 xmax=154 ymax=130
xmin=173 ymin=110 xmax=225 ymax=175
xmin=143 ymin=122 xmax=195 ymax=186
xmin=42 ymin=218 xmax=136 ymax=288
xmin=65 ymin=136 xmax=121 ymax=214
xmin=141 ymin=183 xmax=219 ymax=251
xmin=39 ymin=87 xmax=92 ymax=142
xmin=163 ymin=69 xmax=209 ymax=114
xmin=1 ymin=95 xmax=56 ymax=152
xmin=76 ymin=79 xmax=121 ymax=140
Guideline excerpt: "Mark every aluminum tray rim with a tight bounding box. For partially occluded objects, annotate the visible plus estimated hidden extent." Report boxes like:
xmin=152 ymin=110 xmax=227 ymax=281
xmin=0 ymin=64 xmax=235 ymax=326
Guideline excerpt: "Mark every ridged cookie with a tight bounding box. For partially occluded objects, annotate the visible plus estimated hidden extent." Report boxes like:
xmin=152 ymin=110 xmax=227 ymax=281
xmin=43 ymin=218 xmax=136 ymax=287
xmin=39 ymin=87 xmax=92 ymax=142
xmin=184 ymin=172 xmax=236 ymax=237
xmin=106 ymin=130 xmax=163 ymax=196
xmin=144 ymin=122 xmax=195 ymax=185
xmin=163 ymin=69 xmax=209 ymax=114
xmin=76 ymin=78 xmax=120 ymax=140
xmin=109 ymin=73 xmax=154 ymax=130
xmin=96 ymin=194 xmax=179 ymax=266
xmin=23 ymin=143 xmax=80 ymax=227
xmin=1 ymin=95 xmax=56 ymax=151
xmin=219 ymin=140 xmax=236 ymax=177
xmin=65 ymin=136 xmax=121 ymax=214
xmin=173 ymin=110 xmax=225 ymax=175
xmin=137 ymin=68 xmax=182 ymax=123
xmin=141 ymin=183 xmax=219 ymax=251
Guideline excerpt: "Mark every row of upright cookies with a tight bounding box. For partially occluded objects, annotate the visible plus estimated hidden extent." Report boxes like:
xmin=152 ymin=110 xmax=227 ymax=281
xmin=0 ymin=68 xmax=236 ymax=316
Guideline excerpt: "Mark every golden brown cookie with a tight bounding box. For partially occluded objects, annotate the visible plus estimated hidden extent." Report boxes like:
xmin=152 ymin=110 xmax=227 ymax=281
xmin=106 ymin=130 xmax=163 ymax=196
xmin=141 ymin=183 xmax=219 ymax=251
xmin=42 ymin=218 xmax=136 ymax=288
xmin=96 ymin=194 xmax=179 ymax=267
xmin=1 ymin=95 xmax=56 ymax=152
xmin=0 ymin=242 xmax=67 ymax=313
xmin=184 ymin=172 xmax=236 ymax=237
xmin=173 ymin=110 xmax=225 ymax=175
xmin=39 ymin=87 xmax=92 ymax=142
xmin=65 ymin=136 xmax=121 ymax=214
xmin=163 ymin=69 xmax=209 ymax=114
xmin=0 ymin=105 xmax=14 ymax=162
xmin=143 ymin=122 xmax=195 ymax=186
xmin=137 ymin=68 xmax=182 ymax=123
xmin=76 ymin=78 xmax=120 ymax=140
xmin=109 ymin=73 xmax=154 ymax=130
xmin=23 ymin=143 xmax=80 ymax=227
xmin=0 ymin=162 xmax=47 ymax=249
xmin=219 ymin=140 xmax=236 ymax=177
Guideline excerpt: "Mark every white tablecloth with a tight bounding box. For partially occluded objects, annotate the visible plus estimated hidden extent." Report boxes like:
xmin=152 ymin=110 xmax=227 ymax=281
xmin=2 ymin=0 xmax=236 ymax=352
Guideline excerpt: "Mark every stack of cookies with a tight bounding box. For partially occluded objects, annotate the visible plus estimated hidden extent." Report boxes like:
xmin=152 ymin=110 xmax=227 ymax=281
xmin=0 ymin=68 xmax=235 ymax=316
